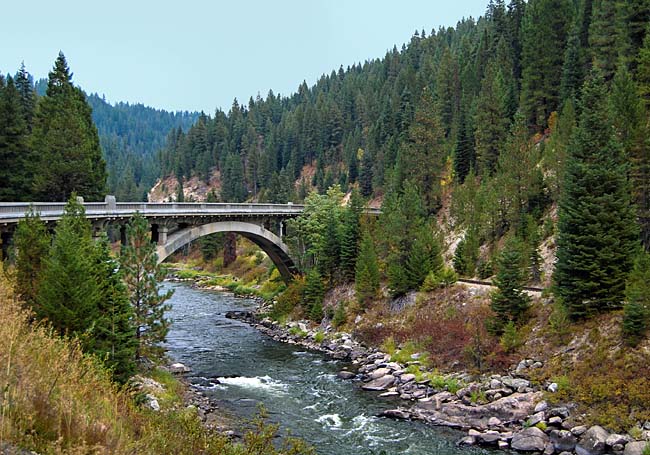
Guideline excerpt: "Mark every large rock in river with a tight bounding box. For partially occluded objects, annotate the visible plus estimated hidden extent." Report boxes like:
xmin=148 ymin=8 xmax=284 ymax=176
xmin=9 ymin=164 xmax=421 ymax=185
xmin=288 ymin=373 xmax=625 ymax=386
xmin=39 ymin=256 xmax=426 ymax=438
xmin=361 ymin=374 xmax=395 ymax=391
xmin=511 ymin=427 xmax=549 ymax=451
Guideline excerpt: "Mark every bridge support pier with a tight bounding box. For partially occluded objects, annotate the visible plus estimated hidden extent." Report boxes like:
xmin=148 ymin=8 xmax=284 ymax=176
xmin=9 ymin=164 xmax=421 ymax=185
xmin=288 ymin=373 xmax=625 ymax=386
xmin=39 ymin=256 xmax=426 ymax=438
xmin=158 ymin=226 xmax=168 ymax=244
xmin=120 ymin=225 xmax=128 ymax=246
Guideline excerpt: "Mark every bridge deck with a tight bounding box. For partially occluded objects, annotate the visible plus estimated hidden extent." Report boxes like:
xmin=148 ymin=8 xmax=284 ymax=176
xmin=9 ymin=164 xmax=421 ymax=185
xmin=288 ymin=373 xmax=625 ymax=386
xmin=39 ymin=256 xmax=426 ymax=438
xmin=0 ymin=202 xmax=307 ymax=225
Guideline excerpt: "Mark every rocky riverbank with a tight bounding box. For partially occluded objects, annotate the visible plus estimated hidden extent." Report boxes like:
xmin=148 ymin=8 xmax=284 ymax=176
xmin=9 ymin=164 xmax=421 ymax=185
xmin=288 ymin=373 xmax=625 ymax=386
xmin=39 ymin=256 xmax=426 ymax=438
xmin=225 ymin=310 xmax=650 ymax=455
xmin=130 ymin=363 xmax=240 ymax=438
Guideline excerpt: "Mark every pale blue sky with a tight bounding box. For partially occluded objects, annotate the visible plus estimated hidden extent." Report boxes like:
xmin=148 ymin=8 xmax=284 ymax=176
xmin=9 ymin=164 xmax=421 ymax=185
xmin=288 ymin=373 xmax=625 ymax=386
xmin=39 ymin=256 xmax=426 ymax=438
xmin=2 ymin=0 xmax=487 ymax=113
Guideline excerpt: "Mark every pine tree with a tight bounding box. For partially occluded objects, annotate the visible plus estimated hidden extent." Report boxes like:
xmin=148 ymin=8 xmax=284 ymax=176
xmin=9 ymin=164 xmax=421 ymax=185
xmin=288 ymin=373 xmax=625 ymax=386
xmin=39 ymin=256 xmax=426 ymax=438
xmin=610 ymin=65 xmax=650 ymax=250
xmin=404 ymin=224 xmax=444 ymax=290
xmin=0 ymin=76 xmax=32 ymax=201
xmin=520 ymin=0 xmax=573 ymax=129
xmin=92 ymin=235 xmax=136 ymax=382
xmin=31 ymin=52 xmax=107 ymax=201
xmin=303 ymin=269 xmax=324 ymax=322
xmin=474 ymin=62 xmax=511 ymax=176
xmin=221 ymin=152 xmax=247 ymax=202
xmin=622 ymin=251 xmax=650 ymax=346
xmin=121 ymin=213 xmax=173 ymax=363
xmin=318 ymin=213 xmax=341 ymax=283
xmin=355 ymin=229 xmax=380 ymax=307
xmin=554 ymin=70 xmax=639 ymax=319
xmin=339 ymin=189 xmax=363 ymax=281
xmin=560 ymin=28 xmax=585 ymax=101
xmin=14 ymin=62 xmax=36 ymax=128
xmin=359 ymin=149 xmax=374 ymax=197
xmin=496 ymin=112 xmax=542 ymax=231
xmin=396 ymin=87 xmax=446 ymax=213
xmin=453 ymin=108 xmax=474 ymax=184
xmin=588 ymin=0 xmax=623 ymax=82
xmin=490 ymin=238 xmax=531 ymax=331
xmin=36 ymin=197 xmax=102 ymax=345
xmin=545 ymin=99 xmax=576 ymax=201
xmin=13 ymin=208 xmax=50 ymax=310
xmin=381 ymin=180 xmax=427 ymax=296
xmin=454 ymin=223 xmax=481 ymax=277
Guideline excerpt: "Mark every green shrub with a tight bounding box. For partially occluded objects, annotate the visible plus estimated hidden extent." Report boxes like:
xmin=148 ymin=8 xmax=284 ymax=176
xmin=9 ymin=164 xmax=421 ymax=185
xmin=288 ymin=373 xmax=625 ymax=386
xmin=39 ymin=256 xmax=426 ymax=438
xmin=477 ymin=259 xmax=493 ymax=279
xmin=332 ymin=301 xmax=347 ymax=328
xmin=288 ymin=326 xmax=307 ymax=338
xmin=629 ymin=426 xmax=643 ymax=440
xmin=535 ymin=421 xmax=547 ymax=431
xmin=421 ymin=267 xmax=459 ymax=292
xmin=381 ymin=336 xmax=397 ymax=355
xmin=499 ymin=320 xmax=522 ymax=353
xmin=549 ymin=302 xmax=571 ymax=344
xmin=470 ymin=389 xmax=487 ymax=404
xmin=390 ymin=341 xmax=428 ymax=366
xmin=314 ymin=331 xmax=325 ymax=343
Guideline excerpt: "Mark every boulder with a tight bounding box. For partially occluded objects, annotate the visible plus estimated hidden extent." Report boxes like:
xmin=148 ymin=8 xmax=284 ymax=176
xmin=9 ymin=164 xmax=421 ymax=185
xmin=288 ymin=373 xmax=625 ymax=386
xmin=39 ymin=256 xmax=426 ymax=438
xmin=361 ymin=374 xmax=395 ymax=391
xmin=575 ymin=425 xmax=609 ymax=455
xmin=527 ymin=412 xmax=545 ymax=426
xmin=379 ymin=409 xmax=411 ymax=420
xmin=550 ymin=429 xmax=578 ymax=452
xmin=511 ymin=427 xmax=549 ymax=451
xmin=571 ymin=426 xmax=588 ymax=436
xmin=606 ymin=434 xmax=631 ymax=447
xmin=535 ymin=401 xmax=549 ymax=413
xmin=548 ymin=407 xmax=570 ymax=419
xmin=479 ymin=430 xmax=502 ymax=444
xmin=490 ymin=379 xmax=503 ymax=389
xmin=400 ymin=373 xmax=416 ymax=383
xmin=146 ymin=393 xmax=160 ymax=412
xmin=369 ymin=367 xmax=391 ymax=380
xmin=624 ymin=441 xmax=650 ymax=455
xmin=337 ymin=370 xmax=356 ymax=380
xmin=169 ymin=362 xmax=191 ymax=374
xmin=488 ymin=416 xmax=502 ymax=428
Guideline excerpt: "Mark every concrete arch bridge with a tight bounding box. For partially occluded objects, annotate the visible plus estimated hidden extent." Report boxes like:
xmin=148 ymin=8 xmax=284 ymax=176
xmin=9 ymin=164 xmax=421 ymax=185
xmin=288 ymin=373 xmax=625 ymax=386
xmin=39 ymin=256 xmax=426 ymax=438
xmin=0 ymin=196 xmax=313 ymax=281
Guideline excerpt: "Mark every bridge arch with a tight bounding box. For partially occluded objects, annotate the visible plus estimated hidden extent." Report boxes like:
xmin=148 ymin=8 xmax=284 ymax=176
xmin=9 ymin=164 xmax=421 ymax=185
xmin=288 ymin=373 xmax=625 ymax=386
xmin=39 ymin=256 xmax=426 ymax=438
xmin=155 ymin=221 xmax=299 ymax=282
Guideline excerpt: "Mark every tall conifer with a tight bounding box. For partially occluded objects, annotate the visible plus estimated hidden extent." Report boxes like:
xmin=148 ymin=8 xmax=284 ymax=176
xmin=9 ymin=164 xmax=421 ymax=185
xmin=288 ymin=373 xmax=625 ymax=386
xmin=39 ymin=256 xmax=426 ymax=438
xmin=554 ymin=70 xmax=639 ymax=319
xmin=31 ymin=52 xmax=107 ymax=201
xmin=121 ymin=213 xmax=173 ymax=363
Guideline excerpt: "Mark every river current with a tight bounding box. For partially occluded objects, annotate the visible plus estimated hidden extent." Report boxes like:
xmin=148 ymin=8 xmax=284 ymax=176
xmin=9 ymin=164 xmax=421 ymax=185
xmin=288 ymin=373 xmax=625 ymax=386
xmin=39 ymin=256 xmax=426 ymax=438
xmin=164 ymin=282 xmax=493 ymax=455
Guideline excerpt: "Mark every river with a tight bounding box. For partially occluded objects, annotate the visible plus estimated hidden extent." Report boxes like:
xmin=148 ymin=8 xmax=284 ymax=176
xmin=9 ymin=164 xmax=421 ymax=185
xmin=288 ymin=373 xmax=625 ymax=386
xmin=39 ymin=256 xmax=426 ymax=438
xmin=164 ymin=282 xmax=494 ymax=455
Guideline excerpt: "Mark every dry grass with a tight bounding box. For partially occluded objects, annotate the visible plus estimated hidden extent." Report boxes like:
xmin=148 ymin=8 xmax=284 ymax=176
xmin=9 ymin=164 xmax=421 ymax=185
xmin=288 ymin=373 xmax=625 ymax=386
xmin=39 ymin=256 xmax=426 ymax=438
xmin=353 ymin=286 xmax=515 ymax=373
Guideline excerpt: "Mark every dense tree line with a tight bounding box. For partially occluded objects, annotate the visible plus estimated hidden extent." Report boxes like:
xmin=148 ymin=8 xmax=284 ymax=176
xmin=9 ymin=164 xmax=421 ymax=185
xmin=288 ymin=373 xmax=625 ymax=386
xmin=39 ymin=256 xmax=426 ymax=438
xmin=0 ymin=53 xmax=106 ymax=201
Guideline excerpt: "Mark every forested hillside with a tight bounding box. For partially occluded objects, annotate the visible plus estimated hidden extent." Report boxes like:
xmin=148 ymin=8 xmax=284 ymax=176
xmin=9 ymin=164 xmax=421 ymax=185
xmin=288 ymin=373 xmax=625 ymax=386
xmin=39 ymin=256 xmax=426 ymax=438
xmin=156 ymin=0 xmax=649 ymax=246
xmin=87 ymin=95 xmax=198 ymax=200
